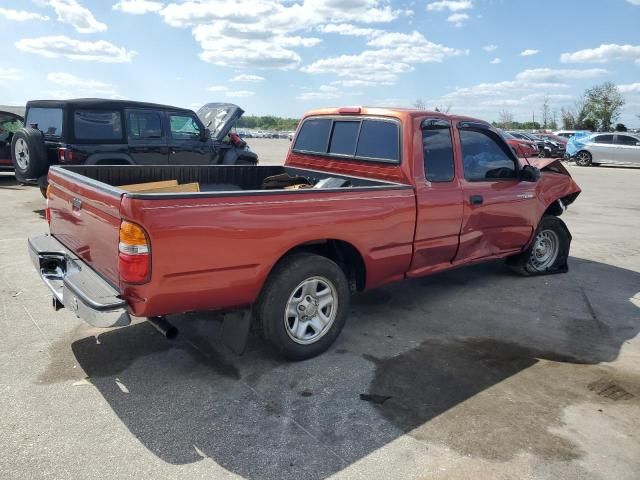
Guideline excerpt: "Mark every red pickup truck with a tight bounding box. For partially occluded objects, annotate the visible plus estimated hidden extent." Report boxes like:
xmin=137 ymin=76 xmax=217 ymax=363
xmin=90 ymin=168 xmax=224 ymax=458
xmin=29 ymin=107 xmax=581 ymax=360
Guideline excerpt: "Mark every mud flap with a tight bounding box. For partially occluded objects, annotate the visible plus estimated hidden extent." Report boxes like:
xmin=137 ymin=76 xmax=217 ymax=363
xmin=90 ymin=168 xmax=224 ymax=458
xmin=221 ymin=309 xmax=252 ymax=355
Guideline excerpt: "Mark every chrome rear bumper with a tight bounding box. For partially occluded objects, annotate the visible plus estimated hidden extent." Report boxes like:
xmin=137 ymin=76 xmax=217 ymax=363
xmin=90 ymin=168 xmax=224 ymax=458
xmin=28 ymin=234 xmax=131 ymax=328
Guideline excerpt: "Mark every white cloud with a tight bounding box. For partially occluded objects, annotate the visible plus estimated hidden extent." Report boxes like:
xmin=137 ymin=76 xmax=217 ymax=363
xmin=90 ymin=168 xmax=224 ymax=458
xmin=483 ymin=44 xmax=498 ymax=52
xmin=560 ymin=44 xmax=640 ymax=65
xmin=46 ymin=72 xmax=123 ymax=98
xmin=318 ymin=23 xmax=380 ymax=37
xmin=627 ymin=0 xmax=640 ymax=5
xmin=231 ymin=74 xmax=265 ymax=82
xmin=113 ymin=0 xmax=164 ymax=14
xmin=447 ymin=12 xmax=469 ymax=26
xmin=516 ymin=68 xmax=609 ymax=82
xmin=296 ymin=85 xmax=341 ymax=100
xmin=520 ymin=49 xmax=540 ymax=56
xmin=490 ymin=58 xmax=501 ymax=64
xmin=15 ymin=36 xmax=135 ymax=62
xmin=303 ymin=31 xmax=465 ymax=84
xmin=0 ymin=68 xmax=21 ymax=82
xmin=206 ymin=85 xmax=228 ymax=91
xmin=427 ymin=1 xmax=473 ymax=12
xmin=331 ymin=79 xmax=377 ymax=87
xmin=48 ymin=0 xmax=107 ymax=33
xmin=0 ymin=8 xmax=49 ymax=21
xmin=226 ymin=90 xmax=255 ymax=98
xmin=47 ymin=72 xmax=110 ymax=89
xmin=157 ymin=0 xmax=407 ymax=69
xmin=619 ymin=83 xmax=640 ymax=93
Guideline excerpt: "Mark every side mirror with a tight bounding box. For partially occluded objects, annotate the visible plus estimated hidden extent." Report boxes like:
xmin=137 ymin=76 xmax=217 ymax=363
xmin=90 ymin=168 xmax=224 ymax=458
xmin=519 ymin=164 xmax=540 ymax=182
xmin=200 ymin=128 xmax=210 ymax=141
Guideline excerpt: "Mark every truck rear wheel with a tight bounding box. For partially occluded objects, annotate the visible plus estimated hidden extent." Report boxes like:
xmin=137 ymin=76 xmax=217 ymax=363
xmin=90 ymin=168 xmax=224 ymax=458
xmin=256 ymin=253 xmax=350 ymax=360
xmin=507 ymin=215 xmax=571 ymax=276
xmin=11 ymin=128 xmax=48 ymax=178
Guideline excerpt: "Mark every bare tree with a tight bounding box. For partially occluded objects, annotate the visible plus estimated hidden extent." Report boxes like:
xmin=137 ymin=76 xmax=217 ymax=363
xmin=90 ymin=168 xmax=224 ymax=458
xmin=541 ymin=95 xmax=551 ymax=129
xmin=433 ymin=104 xmax=452 ymax=113
xmin=497 ymin=110 xmax=514 ymax=128
xmin=413 ymin=98 xmax=427 ymax=110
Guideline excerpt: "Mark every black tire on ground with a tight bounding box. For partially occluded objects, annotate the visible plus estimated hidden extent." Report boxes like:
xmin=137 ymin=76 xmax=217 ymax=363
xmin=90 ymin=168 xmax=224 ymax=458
xmin=507 ymin=215 xmax=572 ymax=276
xmin=255 ymin=252 xmax=350 ymax=360
xmin=38 ymin=175 xmax=49 ymax=198
xmin=11 ymin=128 xmax=48 ymax=178
xmin=574 ymin=150 xmax=592 ymax=167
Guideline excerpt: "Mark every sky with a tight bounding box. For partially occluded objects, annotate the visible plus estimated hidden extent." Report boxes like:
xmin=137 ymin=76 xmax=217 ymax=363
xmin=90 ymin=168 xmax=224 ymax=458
xmin=1 ymin=0 xmax=639 ymax=125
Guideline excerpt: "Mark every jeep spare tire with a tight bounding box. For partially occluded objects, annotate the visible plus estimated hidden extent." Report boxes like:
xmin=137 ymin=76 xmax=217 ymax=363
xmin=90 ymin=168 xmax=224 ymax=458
xmin=11 ymin=128 xmax=48 ymax=179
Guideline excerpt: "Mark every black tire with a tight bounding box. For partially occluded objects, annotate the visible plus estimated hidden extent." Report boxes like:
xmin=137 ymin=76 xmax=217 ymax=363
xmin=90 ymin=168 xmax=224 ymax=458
xmin=574 ymin=150 xmax=592 ymax=167
xmin=38 ymin=175 xmax=49 ymax=198
xmin=11 ymin=128 xmax=48 ymax=178
xmin=255 ymin=253 xmax=350 ymax=360
xmin=507 ymin=215 xmax=571 ymax=276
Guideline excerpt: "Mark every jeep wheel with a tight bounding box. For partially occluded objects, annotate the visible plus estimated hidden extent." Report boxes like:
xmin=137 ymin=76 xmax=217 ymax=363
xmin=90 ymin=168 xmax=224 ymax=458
xmin=11 ymin=128 xmax=48 ymax=178
xmin=256 ymin=253 xmax=350 ymax=360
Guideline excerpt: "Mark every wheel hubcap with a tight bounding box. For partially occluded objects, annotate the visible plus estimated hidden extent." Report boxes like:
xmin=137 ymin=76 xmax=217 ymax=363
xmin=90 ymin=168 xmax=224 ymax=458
xmin=284 ymin=276 xmax=337 ymax=345
xmin=15 ymin=138 xmax=29 ymax=170
xmin=576 ymin=152 xmax=590 ymax=165
xmin=529 ymin=229 xmax=559 ymax=271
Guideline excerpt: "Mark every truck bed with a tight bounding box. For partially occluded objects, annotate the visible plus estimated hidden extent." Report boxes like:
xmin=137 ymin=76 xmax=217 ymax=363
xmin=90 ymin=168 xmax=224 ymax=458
xmin=54 ymin=164 xmax=407 ymax=197
xmin=46 ymin=164 xmax=416 ymax=318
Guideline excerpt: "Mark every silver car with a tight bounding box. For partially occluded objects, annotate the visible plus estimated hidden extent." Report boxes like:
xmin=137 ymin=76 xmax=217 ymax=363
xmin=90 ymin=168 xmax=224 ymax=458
xmin=574 ymin=133 xmax=640 ymax=166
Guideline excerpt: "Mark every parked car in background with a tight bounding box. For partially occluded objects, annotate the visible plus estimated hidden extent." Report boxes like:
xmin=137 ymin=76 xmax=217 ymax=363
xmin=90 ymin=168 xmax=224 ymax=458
xmin=0 ymin=110 xmax=23 ymax=172
xmin=11 ymin=99 xmax=257 ymax=193
xmin=30 ymin=106 xmax=581 ymax=360
xmin=508 ymin=132 xmax=565 ymax=158
xmin=500 ymin=130 xmax=538 ymax=157
xmin=569 ymin=132 xmax=640 ymax=166
xmin=554 ymin=130 xmax=590 ymax=139
xmin=536 ymin=133 xmax=568 ymax=146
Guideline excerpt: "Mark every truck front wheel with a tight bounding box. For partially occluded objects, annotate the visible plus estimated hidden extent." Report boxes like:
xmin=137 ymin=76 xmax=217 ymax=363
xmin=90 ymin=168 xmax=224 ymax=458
xmin=507 ymin=215 xmax=571 ymax=276
xmin=256 ymin=253 xmax=350 ymax=360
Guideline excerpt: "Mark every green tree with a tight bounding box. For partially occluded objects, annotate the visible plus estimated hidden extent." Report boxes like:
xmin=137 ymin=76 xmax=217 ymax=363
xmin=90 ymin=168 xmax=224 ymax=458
xmin=583 ymin=81 xmax=625 ymax=131
xmin=615 ymin=123 xmax=627 ymax=132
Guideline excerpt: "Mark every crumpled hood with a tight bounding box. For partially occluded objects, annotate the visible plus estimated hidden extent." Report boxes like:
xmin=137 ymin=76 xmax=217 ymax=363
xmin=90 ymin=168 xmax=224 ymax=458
xmin=196 ymin=103 xmax=244 ymax=141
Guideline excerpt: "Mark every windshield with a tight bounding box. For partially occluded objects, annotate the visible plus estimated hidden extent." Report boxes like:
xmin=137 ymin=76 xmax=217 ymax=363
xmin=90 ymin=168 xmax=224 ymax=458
xmin=26 ymin=107 xmax=63 ymax=137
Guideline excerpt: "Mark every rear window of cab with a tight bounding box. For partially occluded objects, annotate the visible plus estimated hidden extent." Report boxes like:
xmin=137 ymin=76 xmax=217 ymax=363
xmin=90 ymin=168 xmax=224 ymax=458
xmin=293 ymin=117 xmax=400 ymax=163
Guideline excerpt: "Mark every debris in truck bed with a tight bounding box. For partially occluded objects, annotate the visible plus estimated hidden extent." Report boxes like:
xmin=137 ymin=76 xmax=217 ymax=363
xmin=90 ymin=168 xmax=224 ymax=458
xmin=119 ymin=180 xmax=200 ymax=193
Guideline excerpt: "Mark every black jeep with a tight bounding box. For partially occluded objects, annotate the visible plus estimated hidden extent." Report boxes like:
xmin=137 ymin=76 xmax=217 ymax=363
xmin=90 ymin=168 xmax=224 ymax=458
xmin=11 ymin=99 xmax=257 ymax=191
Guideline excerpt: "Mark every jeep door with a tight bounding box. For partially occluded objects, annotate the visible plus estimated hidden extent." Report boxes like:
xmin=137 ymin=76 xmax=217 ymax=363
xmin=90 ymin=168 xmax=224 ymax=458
xmin=125 ymin=109 xmax=169 ymax=164
xmin=167 ymin=112 xmax=211 ymax=164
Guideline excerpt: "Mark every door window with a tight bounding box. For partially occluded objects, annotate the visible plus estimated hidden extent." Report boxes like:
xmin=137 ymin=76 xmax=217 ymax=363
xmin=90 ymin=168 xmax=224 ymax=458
xmin=74 ymin=110 xmax=123 ymax=141
xmin=128 ymin=111 xmax=163 ymax=139
xmin=460 ymin=129 xmax=517 ymax=181
xmin=593 ymin=134 xmax=614 ymax=144
xmin=616 ymin=135 xmax=639 ymax=146
xmin=423 ymin=124 xmax=454 ymax=182
xmin=169 ymin=114 xmax=201 ymax=139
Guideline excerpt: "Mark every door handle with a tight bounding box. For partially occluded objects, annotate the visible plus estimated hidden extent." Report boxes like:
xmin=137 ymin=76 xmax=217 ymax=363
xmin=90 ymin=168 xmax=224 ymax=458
xmin=470 ymin=195 xmax=484 ymax=205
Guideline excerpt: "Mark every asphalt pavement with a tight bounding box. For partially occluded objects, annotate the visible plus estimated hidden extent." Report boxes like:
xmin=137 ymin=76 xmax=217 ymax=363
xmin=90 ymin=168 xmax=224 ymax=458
xmin=0 ymin=147 xmax=638 ymax=479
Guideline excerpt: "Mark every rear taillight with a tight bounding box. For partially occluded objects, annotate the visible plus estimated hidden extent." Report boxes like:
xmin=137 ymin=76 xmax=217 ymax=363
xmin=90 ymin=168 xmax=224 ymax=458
xmin=57 ymin=148 xmax=73 ymax=163
xmin=118 ymin=221 xmax=150 ymax=283
xmin=45 ymin=185 xmax=51 ymax=224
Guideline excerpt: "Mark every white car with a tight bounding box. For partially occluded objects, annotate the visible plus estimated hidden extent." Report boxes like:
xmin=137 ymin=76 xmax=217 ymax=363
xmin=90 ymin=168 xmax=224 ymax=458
xmin=573 ymin=133 xmax=640 ymax=166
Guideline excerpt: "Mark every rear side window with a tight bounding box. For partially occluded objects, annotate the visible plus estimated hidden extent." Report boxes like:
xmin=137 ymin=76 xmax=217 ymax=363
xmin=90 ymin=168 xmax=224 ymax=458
xmin=329 ymin=121 xmax=359 ymax=155
xmin=356 ymin=120 xmax=399 ymax=162
xmin=74 ymin=110 xmax=123 ymax=141
xmin=26 ymin=107 xmax=63 ymax=137
xmin=294 ymin=118 xmax=331 ymax=153
xmin=460 ymin=129 xmax=516 ymax=181
xmin=616 ymin=135 xmax=638 ymax=146
xmin=423 ymin=126 xmax=454 ymax=182
xmin=128 ymin=111 xmax=163 ymax=139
